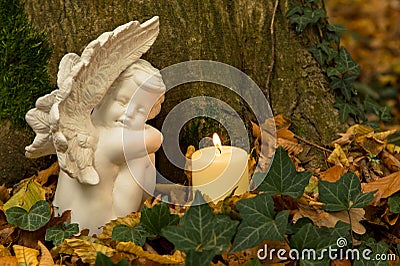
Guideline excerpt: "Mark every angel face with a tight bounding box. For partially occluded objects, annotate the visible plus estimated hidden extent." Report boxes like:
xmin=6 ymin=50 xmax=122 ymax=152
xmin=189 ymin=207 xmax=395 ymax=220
xmin=91 ymin=60 xmax=165 ymax=129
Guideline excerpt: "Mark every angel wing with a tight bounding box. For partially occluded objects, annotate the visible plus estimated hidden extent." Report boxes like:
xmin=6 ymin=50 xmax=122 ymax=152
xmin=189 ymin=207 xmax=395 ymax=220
xmin=26 ymin=17 xmax=160 ymax=185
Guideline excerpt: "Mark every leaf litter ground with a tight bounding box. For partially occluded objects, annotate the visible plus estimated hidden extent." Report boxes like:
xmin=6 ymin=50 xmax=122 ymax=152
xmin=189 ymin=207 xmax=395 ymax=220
xmin=1 ymin=115 xmax=400 ymax=265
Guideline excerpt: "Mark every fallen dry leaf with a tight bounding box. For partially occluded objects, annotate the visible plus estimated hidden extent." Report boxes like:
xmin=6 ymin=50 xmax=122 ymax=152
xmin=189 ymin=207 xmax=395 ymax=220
xmin=98 ymin=212 xmax=141 ymax=241
xmin=293 ymin=205 xmax=366 ymax=234
xmin=362 ymin=171 xmax=400 ymax=198
xmin=116 ymin=241 xmax=185 ymax=264
xmin=33 ymin=162 xmax=59 ymax=185
xmin=327 ymin=144 xmax=349 ymax=166
xmin=276 ymin=138 xmax=303 ymax=155
xmin=60 ymin=238 xmax=115 ymax=265
xmin=380 ymin=149 xmax=400 ymax=172
xmin=0 ymin=184 xmax=10 ymax=203
xmin=13 ymin=244 xmax=39 ymax=266
xmin=0 ymin=256 xmax=18 ymax=266
xmin=319 ymin=165 xmax=346 ymax=182
xmin=38 ymin=241 xmax=54 ymax=266
xmin=274 ymin=114 xmax=291 ymax=130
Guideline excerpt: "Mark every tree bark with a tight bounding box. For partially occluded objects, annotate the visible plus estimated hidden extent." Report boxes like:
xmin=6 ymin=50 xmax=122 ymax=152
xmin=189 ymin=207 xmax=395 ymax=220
xmin=24 ymin=0 xmax=344 ymax=182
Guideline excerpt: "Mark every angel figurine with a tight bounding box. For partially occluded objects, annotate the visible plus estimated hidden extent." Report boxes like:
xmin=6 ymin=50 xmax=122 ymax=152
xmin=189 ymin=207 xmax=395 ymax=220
xmin=25 ymin=17 xmax=165 ymax=233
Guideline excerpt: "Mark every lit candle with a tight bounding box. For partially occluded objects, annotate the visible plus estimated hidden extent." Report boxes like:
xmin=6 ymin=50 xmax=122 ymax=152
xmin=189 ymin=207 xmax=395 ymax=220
xmin=191 ymin=133 xmax=249 ymax=202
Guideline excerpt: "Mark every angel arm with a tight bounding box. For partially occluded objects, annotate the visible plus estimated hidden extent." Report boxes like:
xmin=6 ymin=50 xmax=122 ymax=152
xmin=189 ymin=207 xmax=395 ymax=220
xmin=98 ymin=125 xmax=163 ymax=165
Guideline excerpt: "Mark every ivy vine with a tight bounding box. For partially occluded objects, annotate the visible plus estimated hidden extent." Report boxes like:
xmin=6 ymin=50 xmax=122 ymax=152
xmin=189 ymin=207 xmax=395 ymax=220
xmin=286 ymin=0 xmax=391 ymax=123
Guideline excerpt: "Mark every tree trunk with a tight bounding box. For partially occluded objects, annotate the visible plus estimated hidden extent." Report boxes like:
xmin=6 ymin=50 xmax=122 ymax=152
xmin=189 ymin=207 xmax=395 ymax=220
xmin=24 ymin=0 xmax=344 ymax=183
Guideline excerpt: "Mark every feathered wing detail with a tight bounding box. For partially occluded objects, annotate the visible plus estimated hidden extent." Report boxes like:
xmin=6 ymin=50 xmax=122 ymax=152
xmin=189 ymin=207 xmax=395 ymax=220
xmin=25 ymin=17 xmax=160 ymax=185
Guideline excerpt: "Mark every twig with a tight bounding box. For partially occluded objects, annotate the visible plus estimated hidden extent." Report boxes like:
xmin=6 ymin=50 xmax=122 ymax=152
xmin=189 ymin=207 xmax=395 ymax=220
xmin=265 ymin=0 xmax=279 ymax=104
xmin=294 ymin=134 xmax=332 ymax=153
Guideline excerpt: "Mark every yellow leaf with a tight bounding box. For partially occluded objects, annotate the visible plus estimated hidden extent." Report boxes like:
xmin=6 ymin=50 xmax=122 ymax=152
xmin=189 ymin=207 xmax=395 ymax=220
xmin=116 ymin=241 xmax=185 ymax=264
xmin=38 ymin=241 xmax=54 ymax=266
xmin=346 ymin=124 xmax=374 ymax=136
xmin=97 ymin=212 xmax=141 ymax=241
xmin=0 ymin=244 xmax=11 ymax=256
xmin=327 ymin=144 xmax=349 ymax=166
xmin=60 ymin=238 xmax=115 ymax=265
xmin=387 ymin=144 xmax=400 ymax=154
xmin=3 ymin=178 xmax=46 ymax=211
xmin=13 ymin=245 xmax=39 ymax=266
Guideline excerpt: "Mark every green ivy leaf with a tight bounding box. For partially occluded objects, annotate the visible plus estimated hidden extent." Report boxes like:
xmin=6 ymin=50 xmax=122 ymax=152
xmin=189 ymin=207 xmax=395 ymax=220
xmin=6 ymin=200 xmax=50 ymax=231
xmin=95 ymin=252 xmax=129 ymax=266
xmin=141 ymin=201 xmax=179 ymax=236
xmin=289 ymin=14 xmax=313 ymax=33
xmin=327 ymin=24 xmax=346 ymax=35
xmin=290 ymin=221 xmax=351 ymax=265
xmin=318 ymin=173 xmax=375 ymax=211
xmin=45 ymin=223 xmax=79 ymax=245
xmin=185 ymin=251 xmax=215 ymax=266
xmin=353 ymin=239 xmax=390 ymax=266
xmin=308 ymin=46 xmax=327 ymax=66
xmin=303 ymin=8 xmax=325 ymax=24
xmin=231 ymin=194 xmax=289 ymax=253
xmin=286 ymin=4 xmax=303 ymax=18
xmin=388 ymin=193 xmax=400 ymax=214
xmin=364 ymin=97 xmax=392 ymax=122
xmin=161 ymin=191 xmax=238 ymax=265
xmin=336 ymin=47 xmax=360 ymax=76
xmin=112 ymin=224 xmax=153 ymax=246
xmin=257 ymin=146 xmax=312 ymax=198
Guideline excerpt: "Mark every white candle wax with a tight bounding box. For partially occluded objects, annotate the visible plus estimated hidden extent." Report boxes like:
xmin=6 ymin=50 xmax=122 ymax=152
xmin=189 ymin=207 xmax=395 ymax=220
xmin=191 ymin=145 xmax=249 ymax=202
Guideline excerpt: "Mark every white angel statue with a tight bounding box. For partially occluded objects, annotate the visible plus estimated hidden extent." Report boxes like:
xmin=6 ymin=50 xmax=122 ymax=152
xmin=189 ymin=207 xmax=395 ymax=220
xmin=25 ymin=17 xmax=165 ymax=233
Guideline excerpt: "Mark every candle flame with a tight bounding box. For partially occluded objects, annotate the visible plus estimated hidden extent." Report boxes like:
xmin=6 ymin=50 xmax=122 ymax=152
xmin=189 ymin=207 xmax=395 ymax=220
xmin=213 ymin=133 xmax=222 ymax=155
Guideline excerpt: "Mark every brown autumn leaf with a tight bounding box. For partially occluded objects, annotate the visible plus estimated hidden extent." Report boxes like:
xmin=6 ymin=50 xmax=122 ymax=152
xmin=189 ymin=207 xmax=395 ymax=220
xmin=293 ymin=205 xmax=366 ymax=234
xmin=250 ymin=121 xmax=261 ymax=140
xmin=0 ymin=184 xmax=10 ymax=203
xmin=38 ymin=241 xmax=54 ymax=266
xmin=380 ymin=149 xmax=400 ymax=172
xmin=0 ymin=256 xmax=18 ymax=266
xmin=33 ymin=161 xmax=60 ymax=186
xmin=274 ymin=114 xmax=291 ymax=130
xmin=362 ymin=171 xmax=400 ymax=198
xmin=319 ymin=165 xmax=346 ymax=182
xmin=327 ymin=144 xmax=349 ymax=166
xmin=276 ymin=138 xmax=303 ymax=155
xmin=0 ymin=226 xmax=16 ymax=245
